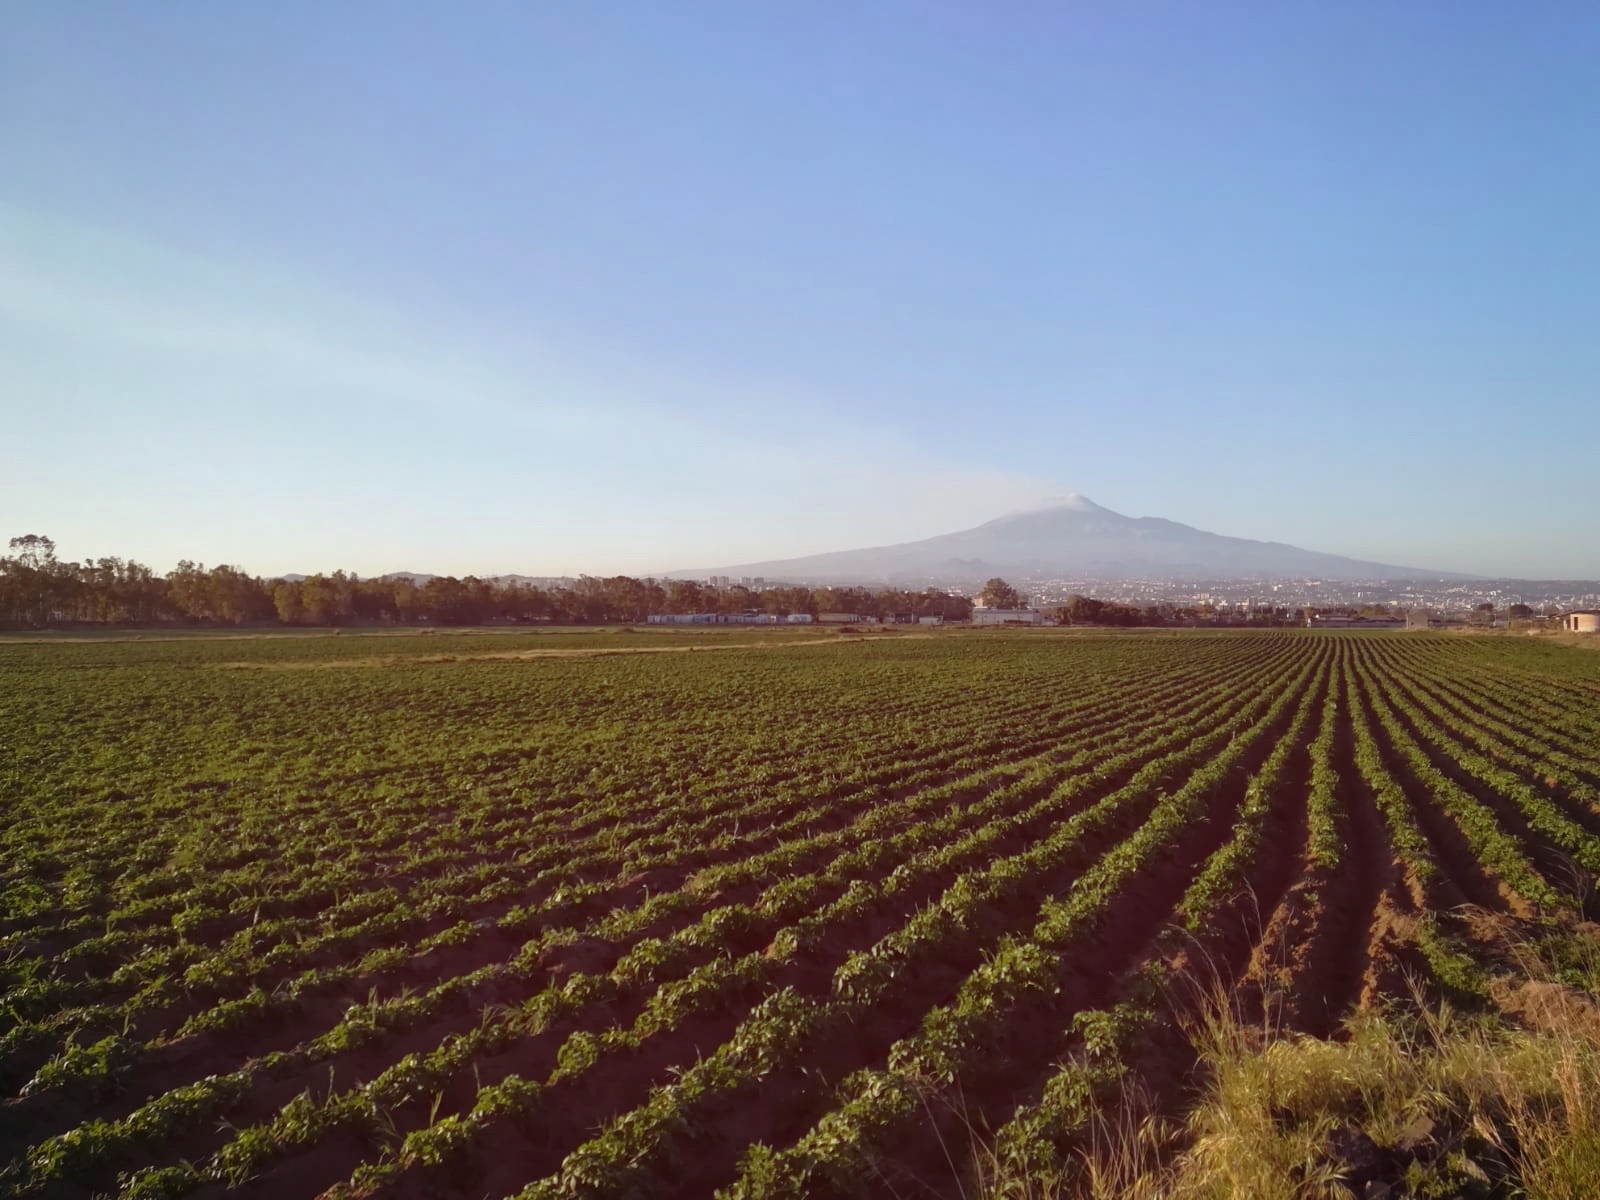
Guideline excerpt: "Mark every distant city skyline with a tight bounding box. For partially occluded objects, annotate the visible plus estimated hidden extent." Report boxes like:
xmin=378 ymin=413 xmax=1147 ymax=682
xmin=6 ymin=4 xmax=1600 ymax=578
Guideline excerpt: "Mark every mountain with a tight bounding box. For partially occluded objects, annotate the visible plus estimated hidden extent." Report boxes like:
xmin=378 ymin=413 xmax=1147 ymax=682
xmin=679 ymin=495 xmax=1459 ymax=584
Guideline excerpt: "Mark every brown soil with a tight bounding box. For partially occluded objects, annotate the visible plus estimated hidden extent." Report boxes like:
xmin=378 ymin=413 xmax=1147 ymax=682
xmin=1261 ymin=692 xmax=1401 ymax=1036
xmin=12 ymin=636 xmax=1600 ymax=1199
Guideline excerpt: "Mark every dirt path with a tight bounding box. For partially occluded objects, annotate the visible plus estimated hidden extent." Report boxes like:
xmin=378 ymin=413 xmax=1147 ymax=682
xmin=210 ymin=634 xmax=932 ymax=670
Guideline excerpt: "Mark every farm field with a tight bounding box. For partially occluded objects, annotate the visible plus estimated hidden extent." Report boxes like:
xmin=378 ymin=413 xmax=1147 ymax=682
xmin=3 ymin=629 xmax=1600 ymax=1198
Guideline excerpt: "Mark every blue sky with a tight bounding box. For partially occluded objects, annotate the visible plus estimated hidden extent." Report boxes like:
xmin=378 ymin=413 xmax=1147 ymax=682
xmin=4 ymin=3 xmax=1598 ymax=578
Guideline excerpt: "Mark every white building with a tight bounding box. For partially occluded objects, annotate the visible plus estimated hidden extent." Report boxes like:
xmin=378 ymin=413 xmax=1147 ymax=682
xmin=647 ymin=612 xmax=776 ymax=625
xmin=971 ymin=607 xmax=1043 ymax=626
xmin=1564 ymin=611 xmax=1600 ymax=633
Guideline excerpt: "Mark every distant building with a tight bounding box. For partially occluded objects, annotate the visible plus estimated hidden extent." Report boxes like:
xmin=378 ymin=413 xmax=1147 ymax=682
xmin=971 ymin=607 xmax=1043 ymax=626
xmin=1306 ymin=615 xmax=1405 ymax=629
xmin=647 ymin=612 xmax=776 ymax=625
xmin=1404 ymin=609 xmax=1432 ymax=631
xmin=785 ymin=613 xmax=814 ymax=624
xmin=817 ymin=612 xmax=862 ymax=624
xmin=1564 ymin=611 xmax=1600 ymax=633
xmin=917 ymin=615 xmax=944 ymax=626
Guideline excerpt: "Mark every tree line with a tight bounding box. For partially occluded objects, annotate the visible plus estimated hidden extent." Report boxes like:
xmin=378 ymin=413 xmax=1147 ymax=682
xmin=0 ymin=535 xmax=977 ymax=629
xmin=2 ymin=534 xmax=1417 ymax=632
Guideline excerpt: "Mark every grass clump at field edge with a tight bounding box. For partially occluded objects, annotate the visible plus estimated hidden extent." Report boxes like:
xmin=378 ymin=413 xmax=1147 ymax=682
xmin=1173 ymin=994 xmax=1600 ymax=1199
xmin=995 ymin=929 xmax=1600 ymax=1200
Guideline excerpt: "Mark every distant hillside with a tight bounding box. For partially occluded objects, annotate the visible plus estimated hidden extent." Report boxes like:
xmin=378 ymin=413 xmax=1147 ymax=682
xmin=679 ymin=495 xmax=1460 ymax=584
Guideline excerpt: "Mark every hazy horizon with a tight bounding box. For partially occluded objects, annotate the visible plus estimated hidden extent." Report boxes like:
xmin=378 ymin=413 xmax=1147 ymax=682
xmin=13 ymin=492 xmax=1600 ymax=586
xmin=7 ymin=5 xmax=1600 ymax=578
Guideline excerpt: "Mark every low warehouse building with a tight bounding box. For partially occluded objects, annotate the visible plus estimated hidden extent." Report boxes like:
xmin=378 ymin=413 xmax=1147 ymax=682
xmin=971 ymin=607 xmax=1043 ymax=626
xmin=1564 ymin=611 xmax=1600 ymax=633
xmin=648 ymin=612 xmax=778 ymax=625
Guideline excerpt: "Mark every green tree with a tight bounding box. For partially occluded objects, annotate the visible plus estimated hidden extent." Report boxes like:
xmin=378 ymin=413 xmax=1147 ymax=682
xmin=392 ymin=578 xmax=421 ymax=623
xmin=716 ymin=585 xmax=756 ymax=615
xmin=205 ymin=564 xmax=268 ymax=624
xmin=301 ymin=572 xmax=355 ymax=625
xmin=980 ymin=577 xmax=1022 ymax=609
xmin=3 ymin=535 xmax=61 ymax=627
xmin=666 ymin=579 xmax=709 ymax=614
xmin=273 ymin=580 xmax=304 ymax=624
xmin=1060 ymin=595 xmax=1103 ymax=625
xmin=9 ymin=533 xmax=56 ymax=572
xmin=602 ymin=575 xmax=653 ymax=621
xmin=166 ymin=561 xmax=211 ymax=620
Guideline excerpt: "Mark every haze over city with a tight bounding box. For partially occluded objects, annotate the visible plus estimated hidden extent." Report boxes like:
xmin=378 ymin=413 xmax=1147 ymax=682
xmin=5 ymin=4 xmax=1599 ymax=579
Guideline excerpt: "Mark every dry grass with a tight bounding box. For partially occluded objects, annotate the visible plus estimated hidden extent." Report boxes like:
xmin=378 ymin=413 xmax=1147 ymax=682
xmin=975 ymin=928 xmax=1600 ymax=1199
xmin=1172 ymin=986 xmax=1600 ymax=1199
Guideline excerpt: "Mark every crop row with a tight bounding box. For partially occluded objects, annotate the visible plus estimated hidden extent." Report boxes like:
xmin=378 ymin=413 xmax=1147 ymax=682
xmin=6 ymin=631 xmax=1600 ymax=1198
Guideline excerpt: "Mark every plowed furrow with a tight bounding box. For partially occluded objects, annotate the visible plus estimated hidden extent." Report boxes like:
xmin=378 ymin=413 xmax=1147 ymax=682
xmin=1267 ymin=678 xmax=1401 ymax=1036
xmin=1351 ymin=668 xmax=1526 ymax=916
